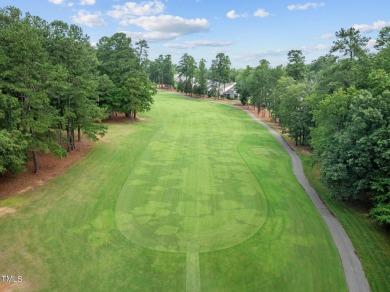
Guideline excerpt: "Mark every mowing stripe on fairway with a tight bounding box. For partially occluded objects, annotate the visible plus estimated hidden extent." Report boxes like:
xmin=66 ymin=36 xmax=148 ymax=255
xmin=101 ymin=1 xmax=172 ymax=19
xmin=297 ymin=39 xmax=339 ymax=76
xmin=115 ymin=92 xmax=346 ymax=290
xmin=114 ymin=93 xmax=269 ymax=290
xmin=215 ymin=101 xmax=370 ymax=292
xmin=197 ymin=97 xmax=369 ymax=291
xmin=186 ymin=252 xmax=200 ymax=292
xmin=0 ymin=91 xmax=348 ymax=291
xmin=115 ymin=95 xmax=268 ymax=254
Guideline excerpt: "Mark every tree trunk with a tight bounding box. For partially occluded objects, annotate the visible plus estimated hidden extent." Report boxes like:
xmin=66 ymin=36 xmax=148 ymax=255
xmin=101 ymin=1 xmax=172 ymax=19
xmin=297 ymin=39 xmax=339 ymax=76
xmin=59 ymin=128 xmax=63 ymax=148
xmin=299 ymin=132 xmax=302 ymax=146
xmin=72 ymin=127 xmax=76 ymax=149
xmin=67 ymin=121 xmax=71 ymax=152
xmin=67 ymin=120 xmax=75 ymax=151
xmin=70 ymin=127 xmax=75 ymax=150
xmin=32 ymin=150 xmax=39 ymax=174
xmin=78 ymin=126 xmax=81 ymax=142
xmin=134 ymin=110 xmax=137 ymax=120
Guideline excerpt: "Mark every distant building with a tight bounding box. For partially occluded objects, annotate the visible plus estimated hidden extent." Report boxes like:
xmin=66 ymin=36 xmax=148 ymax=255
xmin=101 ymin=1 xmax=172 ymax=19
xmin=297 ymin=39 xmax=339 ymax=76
xmin=174 ymin=74 xmax=239 ymax=99
xmin=221 ymin=82 xmax=238 ymax=99
xmin=207 ymin=81 xmax=238 ymax=99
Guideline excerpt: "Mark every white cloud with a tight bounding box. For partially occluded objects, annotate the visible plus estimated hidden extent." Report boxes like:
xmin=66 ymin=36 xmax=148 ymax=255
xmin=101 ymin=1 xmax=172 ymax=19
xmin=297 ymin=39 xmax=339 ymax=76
xmin=366 ymin=39 xmax=377 ymax=49
xmin=320 ymin=32 xmax=334 ymax=40
xmin=257 ymin=49 xmax=289 ymax=57
xmin=232 ymin=43 xmax=332 ymax=67
xmin=287 ymin=2 xmax=325 ymax=11
xmin=165 ymin=40 xmax=233 ymax=49
xmin=254 ymin=9 xmax=270 ymax=18
xmin=301 ymin=44 xmax=331 ymax=53
xmin=213 ymin=48 xmax=229 ymax=55
xmin=109 ymin=2 xmax=208 ymax=42
xmin=313 ymin=44 xmax=331 ymax=51
xmin=243 ymin=44 xmax=329 ymax=59
xmin=127 ymin=15 xmax=209 ymax=35
xmin=107 ymin=1 xmax=165 ymax=20
xmin=122 ymin=31 xmax=180 ymax=42
xmin=68 ymin=2 xmax=75 ymax=7
xmin=353 ymin=20 xmax=390 ymax=33
xmin=71 ymin=10 xmax=107 ymax=27
xmin=226 ymin=10 xmax=241 ymax=19
xmin=49 ymin=0 xmax=65 ymax=4
xmin=79 ymin=0 xmax=95 ymax=5
xmin=232 ymin=49 xmax=289 ymax=62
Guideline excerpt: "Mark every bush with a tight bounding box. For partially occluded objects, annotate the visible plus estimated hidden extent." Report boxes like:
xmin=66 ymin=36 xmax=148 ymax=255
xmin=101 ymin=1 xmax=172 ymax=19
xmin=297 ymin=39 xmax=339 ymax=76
xmin=0 ymin=130 xmax=28 ymax=174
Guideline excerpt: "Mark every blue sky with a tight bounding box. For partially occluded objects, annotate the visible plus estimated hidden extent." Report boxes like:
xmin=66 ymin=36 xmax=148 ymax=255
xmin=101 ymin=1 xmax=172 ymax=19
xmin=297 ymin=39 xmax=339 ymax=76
xmin=2 ymin=0 xmax=390 ymax=68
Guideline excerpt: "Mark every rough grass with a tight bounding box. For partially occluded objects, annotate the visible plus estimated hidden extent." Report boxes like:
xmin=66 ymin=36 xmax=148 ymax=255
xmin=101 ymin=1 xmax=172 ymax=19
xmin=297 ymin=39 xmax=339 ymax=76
xmin=0 ymin=92 xmax=346 ymax=291
xmin=300 ymin=154 xmax=390 ymax=292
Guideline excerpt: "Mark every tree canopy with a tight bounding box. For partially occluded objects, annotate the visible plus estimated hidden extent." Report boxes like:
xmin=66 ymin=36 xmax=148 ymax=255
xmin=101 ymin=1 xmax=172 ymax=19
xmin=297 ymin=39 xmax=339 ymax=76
xmin=224 ymin=26 xmax=390 ymax=225
xmin=0 ymin=6 xmax=155 ymax=174
xmin=1 ymin=7 xmax=389 ymax=226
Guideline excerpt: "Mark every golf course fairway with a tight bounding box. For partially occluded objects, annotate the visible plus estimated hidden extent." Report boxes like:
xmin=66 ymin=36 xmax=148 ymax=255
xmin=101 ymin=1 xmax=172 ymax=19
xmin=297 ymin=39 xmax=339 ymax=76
xmin=0 ymin=92 xmax=347 ymax=291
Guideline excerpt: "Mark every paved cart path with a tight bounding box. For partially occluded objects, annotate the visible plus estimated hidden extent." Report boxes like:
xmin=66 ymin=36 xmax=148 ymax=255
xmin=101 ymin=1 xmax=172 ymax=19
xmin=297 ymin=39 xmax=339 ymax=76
xmin=184 ymin=96 xmax=369 ymax=291
xmin=237 ymin=106 xmax=370 ymax=292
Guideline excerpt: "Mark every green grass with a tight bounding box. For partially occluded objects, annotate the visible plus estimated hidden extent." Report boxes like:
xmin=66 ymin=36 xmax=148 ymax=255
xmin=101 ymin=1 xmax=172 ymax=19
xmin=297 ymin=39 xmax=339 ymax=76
xmin=0 ymin=92 xmax=346 ymax=291
xmin=300 ymin=154 xmax=390 ymax=292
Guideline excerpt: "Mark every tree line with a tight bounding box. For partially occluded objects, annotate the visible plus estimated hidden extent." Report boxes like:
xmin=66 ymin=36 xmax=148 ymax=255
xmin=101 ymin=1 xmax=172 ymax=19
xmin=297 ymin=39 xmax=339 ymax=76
xmin=1 ymin=6 xmax=388 ymax=225
xmin=146 ymin=52 xmax=236 ymax=98
xmin=234 ymin=27 xmax=390 ymax=225
xmin=134 ymin=28 xmax=390 ymax=225
xmin=145 ymin=27 xmax=389 ymax=225
xmin=0 ymin=6 xmax=156 ymax=175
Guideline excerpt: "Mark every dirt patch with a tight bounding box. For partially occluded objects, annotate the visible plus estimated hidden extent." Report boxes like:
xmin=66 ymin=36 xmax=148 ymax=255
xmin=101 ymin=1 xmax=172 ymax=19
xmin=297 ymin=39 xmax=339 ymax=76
xmin=0 ymin=139 xmax=92 ymax=200
xmin=0 ymin=112 xmax=148 ymax=200
xmin=102 ymin=113 xmax=141 ymax=124
xmin=0 ymin=280 xmax=28 ymax=291
xmin=0 ymin=207 xmax=16 ymax=217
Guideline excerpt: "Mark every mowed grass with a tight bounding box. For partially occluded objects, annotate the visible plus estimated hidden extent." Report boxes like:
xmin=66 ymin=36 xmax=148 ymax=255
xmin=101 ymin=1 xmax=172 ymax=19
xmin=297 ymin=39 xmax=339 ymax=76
xmin=0 ymin=92 xmax=346 ymax=291
xmin=300 ymin=154 xmax=390 ymax=292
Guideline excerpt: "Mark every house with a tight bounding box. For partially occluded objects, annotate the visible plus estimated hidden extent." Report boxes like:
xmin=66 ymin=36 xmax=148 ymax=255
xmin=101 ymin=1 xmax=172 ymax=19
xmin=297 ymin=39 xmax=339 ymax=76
xmin=221 ymin=82 xmax=238 ymax=99
xmin=174 ymin=75 xmax=239 ymax=99
xmin=209 ymin=82 xmax=238 ymax=99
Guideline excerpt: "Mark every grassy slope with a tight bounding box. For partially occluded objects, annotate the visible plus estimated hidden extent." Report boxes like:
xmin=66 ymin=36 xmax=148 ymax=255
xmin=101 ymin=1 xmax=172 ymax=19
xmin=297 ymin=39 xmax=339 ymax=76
xmin=0 ymin=92 xmax=346 ymax=291
xmin=300 ymin=154 xmax=390 ymax=292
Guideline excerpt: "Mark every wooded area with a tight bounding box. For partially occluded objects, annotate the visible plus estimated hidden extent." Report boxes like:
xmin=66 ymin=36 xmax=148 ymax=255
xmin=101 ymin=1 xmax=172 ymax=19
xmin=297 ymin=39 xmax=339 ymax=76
xmin=145 ymin=27 xmax=390 ymax=225
xmin=0 ymin=7 xmax=156 ymax=175
xmin=237 ymin=27 xmax=390 ymax=225
xmin=1 ymin=6 xmax=389 ymax=225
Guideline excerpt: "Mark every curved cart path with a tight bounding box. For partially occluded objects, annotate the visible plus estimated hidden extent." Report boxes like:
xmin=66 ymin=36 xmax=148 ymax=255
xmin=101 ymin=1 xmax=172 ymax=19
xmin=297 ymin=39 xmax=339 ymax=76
xmin=238 ymin=107 xmax=370 ymax=292
xmin=184 ymin=95 xmax=370 ymax=291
